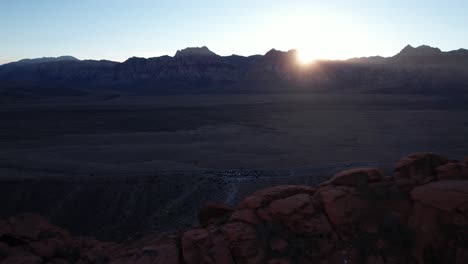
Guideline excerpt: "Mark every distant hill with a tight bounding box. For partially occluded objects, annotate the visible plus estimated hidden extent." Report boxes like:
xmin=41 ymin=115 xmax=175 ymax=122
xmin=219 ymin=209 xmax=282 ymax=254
xmin=1 ymin=45 xmax=468 ymax=96
xmin=6 ymin=56 xmax=80 ymax=66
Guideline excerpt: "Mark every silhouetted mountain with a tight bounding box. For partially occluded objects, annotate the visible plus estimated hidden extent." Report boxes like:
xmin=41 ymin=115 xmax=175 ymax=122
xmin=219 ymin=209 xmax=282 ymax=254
xmin=448 ymin=48 xmax=468 ymax=56
xmin=0 ymin=59 xmax=118 ymax=85
xmin=346 ymin=56 xmax=386 ymax=64
xmin=174 ymin=46 xmax=218 ymax=57
xmin=391 ymin=45 xmax=468 ymax=66
xmin=1 ymin=45 xmax=468 ymax=96
xmin=396 ymin=44 xmax=442 ymax=57
xmin=8 ymin=56 xmax=80 ymax=66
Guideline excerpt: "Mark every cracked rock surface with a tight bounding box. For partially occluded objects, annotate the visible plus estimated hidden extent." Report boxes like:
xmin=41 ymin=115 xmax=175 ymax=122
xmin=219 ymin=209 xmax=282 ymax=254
xmin=1 ymin=152 xmax=468 ymax=263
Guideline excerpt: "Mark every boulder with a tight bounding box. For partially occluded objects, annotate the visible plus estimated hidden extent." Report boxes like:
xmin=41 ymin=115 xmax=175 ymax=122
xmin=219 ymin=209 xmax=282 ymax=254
xmin=238 ymin=186 xmax=315 ymax=209
xmin=182 ymin=229 xmax=211 ymax=264
xmin=198 ymin=202 xmax=234 ymax=227
xmin=410 ymin=181 xmax=468 ymax=263
xmin=394 ymin=152 xmax=449 ymax=186
xmin=110 ymin=235 xmax=180 ymax=264
xmin=436 ymin=162 xmax=465 ymax=180
xmin=317 ymin=178 xmax=413 ymax=244
xmin=325 ymin=168 xmax=383 ymax=187
xmin=411 ymin=180 xmax=468 ymax=212
xmin=222 ymin=222 xmax=264 ymax=264
xmin=205 ymin=227 xmax=235 ymax=264
xmin=317 ymin=185 xmax=368 ymax=237
xmin=269 ymin=193 xmax=311 ymax=216
xmin=229 ymin=209 xmax=259 ymax=225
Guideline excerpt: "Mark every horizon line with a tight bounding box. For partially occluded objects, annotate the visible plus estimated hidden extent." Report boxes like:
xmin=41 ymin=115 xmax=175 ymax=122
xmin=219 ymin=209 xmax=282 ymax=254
xmin=2 ymin=44 xmax=467 ymax=66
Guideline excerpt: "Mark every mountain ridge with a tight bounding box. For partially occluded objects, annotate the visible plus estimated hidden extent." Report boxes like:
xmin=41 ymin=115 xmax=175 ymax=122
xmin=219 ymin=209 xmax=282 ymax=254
xmin=7 ymin=55 xmax=80 ymax=66
xmin=1 ymin=44 xmax=468 ymax=96
xmin=2 ymin=44 xmax=467 ymax=66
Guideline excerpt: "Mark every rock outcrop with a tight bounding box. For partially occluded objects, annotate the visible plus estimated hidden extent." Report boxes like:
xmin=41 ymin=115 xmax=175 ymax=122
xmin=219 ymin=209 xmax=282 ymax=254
xmin=1 ymin=152 xmax=468 ymax=263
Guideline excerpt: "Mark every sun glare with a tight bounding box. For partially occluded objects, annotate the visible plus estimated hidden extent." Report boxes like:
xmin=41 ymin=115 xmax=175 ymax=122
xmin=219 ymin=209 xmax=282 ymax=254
xmin=297 ymin=50 xmax=317 ymax=64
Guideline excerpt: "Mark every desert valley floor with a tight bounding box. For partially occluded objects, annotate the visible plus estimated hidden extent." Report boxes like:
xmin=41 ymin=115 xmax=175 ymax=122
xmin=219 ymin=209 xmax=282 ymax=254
xmin=1 ymin=92 xmax=468 ymax=239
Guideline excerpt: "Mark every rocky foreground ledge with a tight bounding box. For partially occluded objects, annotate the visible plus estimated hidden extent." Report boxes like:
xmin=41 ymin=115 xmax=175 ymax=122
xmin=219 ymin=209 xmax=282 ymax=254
xmin=1 ymin=153 xmax=468 ymax=264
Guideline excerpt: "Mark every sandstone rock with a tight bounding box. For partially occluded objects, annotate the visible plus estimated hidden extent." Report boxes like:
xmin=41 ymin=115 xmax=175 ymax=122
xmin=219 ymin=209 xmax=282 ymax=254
xmin=198 ymin=202 xmax=234 ymax=227
xmin=411 ymin=180 xmax=468 ymax=212
xmin=326 ymin=167 xmax=383 ymax=187
xmin=394 ymin=152 xmax=448 ymax=186
xmin=182 ymin=229 xmax=211 ymax=264
xmin=222 ymin=222 xmax=264 ymax=264
xmin=2 ymin=153 xmax=468 ymax=264
xmin=180 ymin=227 xmax=236 ymax=264
xmin=110 ymin=235 xmax=180 ymax=264
xmin=317 ymin=186 xmax=354 ymax=227
xmin=238 ymin=185 xmax=315 ymax=209
xmin=437 ymin=162 xmax=465 ymax=180
xmin=410 ymin=181 xmax=468 ymax=264
xmin=205 ymin=227 xmax=235 ymax=264
xmin=317 ymin=178 xmax=413 ymax=245
xmin=256 ymin=207 xmax=274 ymax=222
xmin=142 ymin=240 xmax=181 ymax=264
xmin=229 ymin=209 xmax=259 ymax=225
xmin=269 ymin=193 xmax=311 ymax=216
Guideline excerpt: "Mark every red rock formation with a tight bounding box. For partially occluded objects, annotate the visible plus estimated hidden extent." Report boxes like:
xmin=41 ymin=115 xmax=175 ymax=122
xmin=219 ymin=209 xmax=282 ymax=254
xmin=393 ymin=152 xmax=449 ymax=187
xmin=198 ymin=202 xmax=234 ymax=228
xmin=1 ymin=153 xmax=468 ymax=264
xmin=436 ymin=162 xmax=465 ymax=180
xmin=321 ymin=167 xmax=383 ymax=187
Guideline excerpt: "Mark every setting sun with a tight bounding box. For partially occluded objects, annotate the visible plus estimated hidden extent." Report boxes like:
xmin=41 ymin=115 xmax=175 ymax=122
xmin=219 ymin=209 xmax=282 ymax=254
xmin=297 ymin=50 xmax=317 ymax=64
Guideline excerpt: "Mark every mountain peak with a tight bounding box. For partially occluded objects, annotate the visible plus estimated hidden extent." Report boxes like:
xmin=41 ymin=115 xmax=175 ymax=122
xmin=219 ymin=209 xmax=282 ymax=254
xmin=265 ymin=48 xmax=282 ymax=56
xmin=396 ymin=44 xmax=442 ymax=57
xmin=174 ymin=46 xmax=218 ymax=57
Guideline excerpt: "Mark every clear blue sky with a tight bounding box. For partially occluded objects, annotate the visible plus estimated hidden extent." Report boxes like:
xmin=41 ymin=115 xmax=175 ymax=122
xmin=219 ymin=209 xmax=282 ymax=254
xmin=1 ymin=0 xmax=467 ymax=64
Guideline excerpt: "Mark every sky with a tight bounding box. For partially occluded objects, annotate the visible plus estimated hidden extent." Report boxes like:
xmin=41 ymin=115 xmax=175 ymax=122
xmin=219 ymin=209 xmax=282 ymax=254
xmin=1 ymin=0 xmax=468 ymax=64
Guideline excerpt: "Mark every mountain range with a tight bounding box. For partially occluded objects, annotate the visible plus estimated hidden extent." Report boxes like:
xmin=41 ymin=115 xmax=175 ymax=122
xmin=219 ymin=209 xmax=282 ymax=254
xmin=1 ymin=45 xmax=468 ymax=97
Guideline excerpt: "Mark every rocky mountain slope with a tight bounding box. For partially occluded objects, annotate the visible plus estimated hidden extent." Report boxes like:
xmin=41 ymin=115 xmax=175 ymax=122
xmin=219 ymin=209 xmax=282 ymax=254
xmin=1 ymin=152 xmax=468 ymax=263
xmin=1 ymin=45 xmax=468 ymax=96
